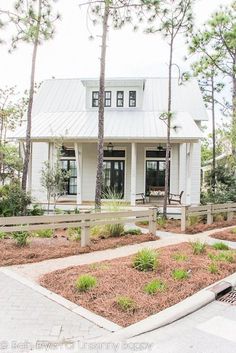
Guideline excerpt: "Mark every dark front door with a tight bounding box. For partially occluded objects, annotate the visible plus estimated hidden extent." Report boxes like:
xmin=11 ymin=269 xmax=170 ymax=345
xmin=102 ymin=160 xmax=125 ymax=198
xmin=146 ymin=160 xmax=167 ymax=195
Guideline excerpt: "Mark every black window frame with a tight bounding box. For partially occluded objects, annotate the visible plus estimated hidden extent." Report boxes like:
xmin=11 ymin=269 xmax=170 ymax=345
xmin=104 ymin=91 xmax=112 ymax=107
xmin=92 ymin=91 xmax=99 ymax=107
xmin=60 ymin=159 xmax=77 ymax=196
xmin=129 ymin=90 xmax=136 ymax=107
xmin=116 ymin=91 xmax=124 ymax=107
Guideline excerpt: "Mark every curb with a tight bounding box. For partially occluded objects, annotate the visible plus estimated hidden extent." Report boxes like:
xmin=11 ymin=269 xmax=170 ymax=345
xmin=0 ymin=268 xmax=121 ymax=333
xmin=96 ymin=272 xmax=236 ymax=341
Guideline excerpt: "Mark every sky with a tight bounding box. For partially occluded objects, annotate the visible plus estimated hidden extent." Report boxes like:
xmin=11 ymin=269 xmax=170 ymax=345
xmin=0 ymin=0 xmax=232 ymax=93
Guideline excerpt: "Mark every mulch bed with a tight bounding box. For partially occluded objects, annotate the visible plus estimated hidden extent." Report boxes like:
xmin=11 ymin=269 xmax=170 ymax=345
xmin=137 ymin=218 xmax=236 ymax=234
xmin=210 ymin=229 xmax=236 ymax=242
xmin=0 ymin=232 xmax=157 ymax=266
xmin=40 ymin=242 xmax=236 ymax=327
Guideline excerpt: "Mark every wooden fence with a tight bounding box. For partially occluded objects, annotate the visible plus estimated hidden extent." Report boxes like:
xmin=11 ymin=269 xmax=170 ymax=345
xmin=181 ymin=203 xmax=236 ymax=232
xmin=0 ymin=208 xmax=157 ymax=247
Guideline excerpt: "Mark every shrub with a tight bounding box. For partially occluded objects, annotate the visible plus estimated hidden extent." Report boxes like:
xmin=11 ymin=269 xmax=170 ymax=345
xmin=27 ymin=204 xmax=44 ymax=216
xmin=172 ymin=269 xmax=189 ymax=280
xmin=208 ymin=252 xmax=235 ymax=263
xmin=67 ymin=227 xmax=81 ymax=241
xmin=213 ymin=213 xmax=226 ymax=222
xmin=124 ymin=228 xmax=142 ymax=235
xmin=172 ymin=252 xmax=188 ymax=262
xmin=157 ymin=217 xmax=166 ymax=228
xmin=106 ymin=223 xmax=124 ymax=237
xmin=12 ymin=231 xmax=29 ymax=247
xmin=0 ymin=183 xmax=31 ymax=216
xmin=191 ymin=240 xmax=206 ymax=255
xmin=0 ymin=231 xmax=6 ymax=239
xmin=144 ymin=279 xmax=167 ymax=295
xmin=90 ymin=225 xmax=108 ymax=238
xmin=212 ymin=242 xmax=229 ymax=251
xmin=139 ymin=220 xmax=149 ymax=226
xmin=208 ymin=262 xmax=219 ymax=274
xmin=75 ymin=275 xmax=97 ymax=292
xmin=132 ymin=248 xmax=158 ymax=272
xmin=34 ymin=229 xmax=53 ymax=238
xmin=116 ymin=296 xmax=136 ymax=312
xmin=187 ymin=215 xmax=200 ymax=227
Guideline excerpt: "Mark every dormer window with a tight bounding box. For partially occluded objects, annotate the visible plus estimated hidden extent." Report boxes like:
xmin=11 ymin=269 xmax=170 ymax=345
xmin=92 ymin=91 xmax=99 ymax=107
xmin=104 ymin=91 xmax=112 ymax=107
xmin=129 ymin=91 xmax=136 ymax=107
xmin=117 ymin=91 xmax=124 ymax=107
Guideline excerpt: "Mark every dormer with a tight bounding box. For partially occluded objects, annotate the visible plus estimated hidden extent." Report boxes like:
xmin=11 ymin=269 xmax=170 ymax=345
xmin=82 ymin=78 xmax=145 ymax=110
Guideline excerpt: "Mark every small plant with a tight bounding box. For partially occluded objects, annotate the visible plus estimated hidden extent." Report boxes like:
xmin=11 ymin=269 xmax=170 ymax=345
xmin=89 ymin=263 xmax=109 ymax=271
xmin=139 ymin=220 xmax=148 ymax=226
xmin=144 ymin=279 xmax=167 ymax=295
xmin=0 ymin=231 xmax=6 ymax=239
xmin=208 ymin=252 xmax=235 ymax=263
xmin=75 ymin=275 xmax=97 ymax=292
xmin=124 ymin=228 xmax=142 ymax=235
xmin=90 ymin=225 xmax=108 ymax=238
xmin=172 ymin=269 xmax=189 ymax=280
xmin=191 ymin=240 xmax=206 ymax=255
xmin=67 ymin=227 xmax=81 ymax=241
xmin=34 ymin=229 xmax=53 ymax=238
xmin=116 ymin=296 xmax=136 ymax=312
xmin=12 ymin=231 xmax=29 ymax=247
xmin=213 ymin=213 xmax=226 ymax=222
xmin=212 ymin=242 xmax=229 ymax=251
xmin=172 ymin=252 xmax=188 ymax=262
xmin=106 ymin=223 xmax=124 ymax=237
xmin=231 ymin=228 xmax=236 ymax=234
xmin=157 ymin=217 xmax=166 ymax=228
xmin=27 ymin=204 xmax=44 ymax=216
xmin=208 ymin=262 xmax=219 ymax=274
xmin=187 ymin=215 xmax=200 ymax=227
xmin=132 ymin=248 xmax=158 ymax=272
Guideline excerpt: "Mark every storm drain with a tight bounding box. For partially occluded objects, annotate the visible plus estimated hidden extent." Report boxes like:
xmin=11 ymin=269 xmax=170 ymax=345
xmin=218 ymin=289 xmax=236 ymax=305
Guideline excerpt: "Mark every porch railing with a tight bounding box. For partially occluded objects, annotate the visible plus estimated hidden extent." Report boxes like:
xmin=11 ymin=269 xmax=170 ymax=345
xmin=181 ymin=202 xmax=236 ymax=232
xmin=0 ymin=208 xmax=157 ymax=247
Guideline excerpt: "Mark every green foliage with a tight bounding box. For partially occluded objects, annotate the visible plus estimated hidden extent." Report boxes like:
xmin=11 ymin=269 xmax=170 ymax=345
xmin=208 ymin=252 xmax=235 ymax=263
xmin=187 ymin=215 xmax=200 ymax=227
xmin=132 ymin=248 xmax=158 ymax=272
xmin=172 ymin=269 xmax=189 ymax=281
xmin=157 ymin=217 xmax=166 ymax=228
xmin=191 ymin=241 xmax=206 ymax=255
xmin=212 ymin=242 xmax=229 ymax=251
xmin=144 ymin=279 xmax=167 ymax=295
xmin=33 ymin=229 xmax=53 ymax=238
xmin=231 ymin=228 xmax=236 ymax=234
xmin=67 ymin=227 xmax=81 ymax=241
xmin=0 ymin=231 xmax=6 ymax=239
xmin=172 ymin=252 xmax=188 ymax=262
xmin=106 ymin=223 xmax=124 ymax=237
xmin=75 ymin=275 xmax=97 ymax=292
xmin=89 ymin=263 xmax=109 ymax=271
xmin=90 ymin=225 xmax=108 ymax=238
xmin=12 ymin=230 xmax=29 ymax=247
xmin=208 ymin=262 xmax=219 ymax=274
xmin=0 ymin=143 xmax=22 ymax=183
xmin=124 ymin=228 xmax=142 ymax=235
xmin=0 ymin=183 xmax=31 ymax=216
xmin=28 ymin=204 xmax=44 ymax=216
xmin=116 ymin=296 xmax=136 ymax=312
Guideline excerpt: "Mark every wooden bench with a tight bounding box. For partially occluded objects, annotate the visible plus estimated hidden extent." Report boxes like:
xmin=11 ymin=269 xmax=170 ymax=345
xmin=168 ymin=191 xmax=184 ymax=205
xmin=136 ymin=193 xmax=146 ymax=204
xmin=149 ymin=186 xmax=165 ymax=203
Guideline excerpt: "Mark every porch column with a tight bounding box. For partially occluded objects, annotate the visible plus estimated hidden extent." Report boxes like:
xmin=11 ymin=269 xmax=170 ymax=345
xmin=186 ymin=143 xmax=194 ymax=205
xmin=74 ymin=142 xmax=82 ymax=205
xmin=179 ymin=143 xmax=187 ymax=204
xmin=131 ymin=142 xmax=137 ymax=206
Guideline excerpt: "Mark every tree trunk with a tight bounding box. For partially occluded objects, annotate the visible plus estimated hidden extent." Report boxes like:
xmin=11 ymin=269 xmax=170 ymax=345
xmin=94 ymin=1 xmax=109 ymax=211
xmin=163 ymin=37 xmax=173 ymax=218
xmin=232 ymin=68 xmax=236 ymax=156
xmin=21 ymin=0 xmax=42 ymax=191
xmin=211 ymin=74 xmax=216 ymax=190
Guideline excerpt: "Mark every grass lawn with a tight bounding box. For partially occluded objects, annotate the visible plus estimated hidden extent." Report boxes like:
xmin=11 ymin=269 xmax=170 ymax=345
xmin=40 ymin=242 xmax=236 ymax=327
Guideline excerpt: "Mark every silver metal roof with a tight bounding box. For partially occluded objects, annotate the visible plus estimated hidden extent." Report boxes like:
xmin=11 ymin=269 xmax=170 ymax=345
xmin=14 ymin=77 xmax=207 ymax=141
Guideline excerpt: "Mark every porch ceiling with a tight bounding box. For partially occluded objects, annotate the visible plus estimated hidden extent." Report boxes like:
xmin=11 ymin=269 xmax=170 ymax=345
xmin=13 ymin=111 xmax=202 ymax=141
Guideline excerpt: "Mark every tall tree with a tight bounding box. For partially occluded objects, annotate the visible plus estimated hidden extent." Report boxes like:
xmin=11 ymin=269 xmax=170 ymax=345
xmin=146 ymin=0 xmax=194 ymax=217
xmin=86 ymin=0 xmax=153 ymax=210
xmin=189 ymin=1 xmax=236 ymax=151
xmin=2 ymin=1 xmax=60 ymax=191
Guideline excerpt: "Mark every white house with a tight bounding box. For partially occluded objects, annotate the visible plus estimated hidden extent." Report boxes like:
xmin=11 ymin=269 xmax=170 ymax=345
xmin=14 ymin=77 xmax=207 ymax=206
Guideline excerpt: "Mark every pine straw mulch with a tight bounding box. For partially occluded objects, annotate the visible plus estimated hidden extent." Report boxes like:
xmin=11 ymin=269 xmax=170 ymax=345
xmin=40 ymin=242 xmax=236 ymax=327
xmin=0 ymin=232 xmax=157 ymax=267
xmin=137 ymin=218 xmax=236 ymax=234
xmin=210 ymin=229 xmax=236 ymax=242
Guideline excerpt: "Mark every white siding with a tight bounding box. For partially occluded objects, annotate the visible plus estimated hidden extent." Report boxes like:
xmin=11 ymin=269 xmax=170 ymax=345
xmin=190 ymin=142 xmax=201 ymax=205
xmin=170 ymin=145 xmax=179 ymax=194
xmin=30 ymin=142 xmax=49 ymax=201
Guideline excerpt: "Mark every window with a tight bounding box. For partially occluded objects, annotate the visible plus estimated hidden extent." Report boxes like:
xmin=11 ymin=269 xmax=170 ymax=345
xmin=104 ymin=91 xmax=112 ymax=107
xmin=116 ymin=91 xmax=124 ymax=107
xmin=104 ymin=150 xmax=125 ymax=158
xmin=92 ymin=91 xmax=99 ymax=107
xmin=129 ymin=91 xmax=136 ymax=107
xmin=146 ymin=150 xmax=171 ymax=158
xmin=60 ymin=159 xmax=77 ymax=195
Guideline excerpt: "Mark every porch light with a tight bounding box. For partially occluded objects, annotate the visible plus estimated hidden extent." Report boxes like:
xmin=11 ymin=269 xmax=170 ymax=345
xmin=107 ymin=142 xmax=114 ymax=153
xmin=157 ymin=145 xmax=163 ymax=151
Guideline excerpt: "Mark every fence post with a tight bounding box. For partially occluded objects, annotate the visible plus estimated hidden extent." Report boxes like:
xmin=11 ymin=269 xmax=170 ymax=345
xmin=227 ymin=202 xmax=234 ymax=221
xmin=81 ymin=211 xmax=91 ymax=247
xmin=181 ymin=205 xmax=188 ymax=232
xmin=149 ymin=208 xmax=157 ymax=235
xmin=207 ymin=203 xmax=213 ymax=225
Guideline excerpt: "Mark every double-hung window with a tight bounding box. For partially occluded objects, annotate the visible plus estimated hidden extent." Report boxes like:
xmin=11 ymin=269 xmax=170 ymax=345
xmin=104 ymin=91 xmax=112 ymax=107
xmin=129 ymin=91 xmax=136 ymax=107
xmin=116 ymin=91 xmax=124 ymax=107
xmin=92 ymin=91 xmax=99 ymax=107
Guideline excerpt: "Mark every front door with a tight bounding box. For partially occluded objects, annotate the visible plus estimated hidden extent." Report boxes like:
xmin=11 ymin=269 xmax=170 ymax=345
xmin=146 ymin=160 xmax=166 ymax=195
xmin=102 ymin=160 xmax=125 ymax=198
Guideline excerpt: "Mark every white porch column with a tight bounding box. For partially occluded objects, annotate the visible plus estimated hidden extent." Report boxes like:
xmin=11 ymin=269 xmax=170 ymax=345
xmin=131 ymin=142 xmax=137 ymax=206
xmin=179 ymin=143 xmax=187 ymax=204
xmin=74 ymin=142 xmax=82 ymax=205
xmin=186 ymin=143 xmax=194 ymax=205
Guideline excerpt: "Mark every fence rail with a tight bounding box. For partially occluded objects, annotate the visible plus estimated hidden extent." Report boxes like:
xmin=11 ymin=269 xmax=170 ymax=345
xmin=0 ymin=208 xmax=157 ymax=247
xmin=181 ymin=202 xmax=236 ymax=232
